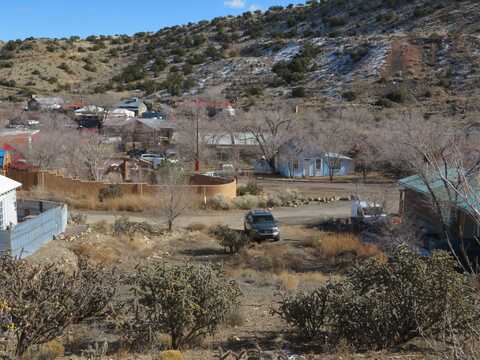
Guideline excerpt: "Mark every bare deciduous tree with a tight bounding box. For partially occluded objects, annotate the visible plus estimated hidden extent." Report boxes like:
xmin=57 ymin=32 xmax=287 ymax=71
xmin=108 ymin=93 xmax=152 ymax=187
xmin=303 ymin=109 xmax=352 ymax=181
xmin=67 ymin=133 xmax=115 ymax=181
xmin=156 ymin=166 xmax=192 ymax=231
xmin=238 ymin=106 xmax=300 ymax=172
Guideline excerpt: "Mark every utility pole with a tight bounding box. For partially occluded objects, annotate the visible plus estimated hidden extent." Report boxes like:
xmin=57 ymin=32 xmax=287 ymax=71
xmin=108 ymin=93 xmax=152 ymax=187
xmin=195 ymin=104 xmax=200 ymax=172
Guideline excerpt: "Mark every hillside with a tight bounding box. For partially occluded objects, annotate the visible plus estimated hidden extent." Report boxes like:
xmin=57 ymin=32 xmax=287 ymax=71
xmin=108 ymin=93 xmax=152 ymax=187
xmin=1 ymin=0 xmax=480 ymax=113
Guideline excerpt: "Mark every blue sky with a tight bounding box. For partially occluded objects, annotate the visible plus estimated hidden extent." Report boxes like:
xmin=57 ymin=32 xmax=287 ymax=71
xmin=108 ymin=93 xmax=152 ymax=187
xmin=0 ymin=0 xmax=305 ymax=40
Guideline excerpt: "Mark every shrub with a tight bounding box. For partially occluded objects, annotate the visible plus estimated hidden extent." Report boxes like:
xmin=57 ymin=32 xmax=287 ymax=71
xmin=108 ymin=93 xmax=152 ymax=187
xmin=245 ymin=86 xmax=263 ymax=96
xmin=384 ymin=85 xmax=409 ymax=103
xmin=277 ymin=246 xmax=479 ymax=351
xmin=207 ymin=194 xmax=231 ymax=210
xmin=113 ymin=216 xmax=157 ymax=236
xmin=0 ymin=61 xmax=12 ymax=69
xmin=291 ymin=87 xmax=306 ymax=98
xmin=276 ymin=287 xmax=334 ymax=339
xmin=210 ymin=225 xmax=249 ymax=254
xmin=233 ymin=195 xmax=259 ymax=210
xmin=237 ymin=181 xmax=263 ymax=196
xmin=266 ymin=193 xmax=283 ymax=208
xmin=0 ymin=256 xmax=117 ymax=356
xmin=342 ymin=90 xmax=356 ymax=101
xmin=278 ymin=189 xmax=303 ymax=205
xmin=123 ymin=262 xmax=241 ymax=349
xmin=327 ymin=16 xmax=347 ymax=27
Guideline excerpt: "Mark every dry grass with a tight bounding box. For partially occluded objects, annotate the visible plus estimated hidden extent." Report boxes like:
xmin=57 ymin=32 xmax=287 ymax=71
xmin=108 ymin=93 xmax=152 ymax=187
xmin=72 ymin=243 xmax=122 ymax=265
xmin=305 ymin=232 xmax=385 ymax=260
xmin=71 ymin=231 xmax=156 ymax=266
xmin=239 ymin=244 xmax=301 ymax=274
xmin=20 ymin=189 xmax=161 ymax=212
xmin=67 ymin=194 xmax=160 ymax=212
xmin=276 ymin=271 xmax=300 ymax=292
xmin=186 ymin=223 xmax=208 ymax=232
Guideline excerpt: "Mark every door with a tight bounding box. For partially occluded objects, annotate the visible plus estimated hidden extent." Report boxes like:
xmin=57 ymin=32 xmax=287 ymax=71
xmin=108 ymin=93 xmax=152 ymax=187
xmin=304 ymin=159 xmax=312 ymax=177
xmin=315 ymin=158 xmax=323 ymax=176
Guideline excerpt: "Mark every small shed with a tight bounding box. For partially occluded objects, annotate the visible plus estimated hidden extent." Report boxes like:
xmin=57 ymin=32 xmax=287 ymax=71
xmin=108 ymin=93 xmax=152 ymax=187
xmin=0 ymin=175 xmax=21 ymax=230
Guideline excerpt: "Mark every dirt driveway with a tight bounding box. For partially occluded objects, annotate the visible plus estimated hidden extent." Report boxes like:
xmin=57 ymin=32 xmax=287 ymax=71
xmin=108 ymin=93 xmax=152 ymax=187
xmin=81 ymin=201 xmax=353 ymax=230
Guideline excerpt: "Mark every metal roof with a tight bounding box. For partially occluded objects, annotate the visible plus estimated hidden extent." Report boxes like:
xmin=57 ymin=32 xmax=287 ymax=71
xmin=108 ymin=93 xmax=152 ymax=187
xmin=136 ymin=118 xmax=176 ymax=130
xmin=398 ymin=170 xmax=480 ymax=214
xmin=117 ymin=97 xmax=145 ymax=109
xmin=0 ymin=175 xmax=21 ymax=194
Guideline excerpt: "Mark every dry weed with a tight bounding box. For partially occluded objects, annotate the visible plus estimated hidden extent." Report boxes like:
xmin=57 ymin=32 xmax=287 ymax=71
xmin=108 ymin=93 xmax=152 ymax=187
xmin=308 ymin=232 xmax=384 ymax=259
xmin=72 ymin=243 xmax=121 ymax=265
xmin=240 ymin=244 xmax=300 ymax=274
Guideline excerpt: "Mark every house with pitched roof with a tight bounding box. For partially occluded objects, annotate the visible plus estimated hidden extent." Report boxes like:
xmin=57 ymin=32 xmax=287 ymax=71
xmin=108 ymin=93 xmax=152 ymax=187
xmin=116 ymin=98 xmax=147 ymax=116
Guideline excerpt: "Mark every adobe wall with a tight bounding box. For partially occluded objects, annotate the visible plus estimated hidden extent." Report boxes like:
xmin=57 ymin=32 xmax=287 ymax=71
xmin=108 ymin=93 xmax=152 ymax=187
xmin=8 ymin=170 xmax=237 ymax=201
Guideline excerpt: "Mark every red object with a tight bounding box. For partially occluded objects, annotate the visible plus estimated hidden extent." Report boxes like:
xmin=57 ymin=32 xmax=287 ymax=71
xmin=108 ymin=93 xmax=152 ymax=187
xmin=195 ymin=159 xmax=200 ymax=172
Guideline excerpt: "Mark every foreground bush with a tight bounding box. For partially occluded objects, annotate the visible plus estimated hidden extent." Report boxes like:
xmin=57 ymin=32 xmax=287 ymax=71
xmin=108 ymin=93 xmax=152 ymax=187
xmin=123 ymin=262 xmax=241 ymax=349
xmin=275 ymin=287 xmax=334 ymax=339
xmin=277 ymin=245 xmax=479 ymax=350
xmin=0 ymin=256 xmax=117 ymax=356
xmin=210 ymin=225 xmax=249 ymax=254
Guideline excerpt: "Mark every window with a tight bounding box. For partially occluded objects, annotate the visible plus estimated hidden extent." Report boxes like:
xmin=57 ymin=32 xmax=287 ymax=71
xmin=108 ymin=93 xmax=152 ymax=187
xmin=315 ymin=159 xmax=322 ymax=170
xmin=292 ymin=160 xmax=299 ymax=170
xmin=253 ymin=215 xmax=274 ymax=224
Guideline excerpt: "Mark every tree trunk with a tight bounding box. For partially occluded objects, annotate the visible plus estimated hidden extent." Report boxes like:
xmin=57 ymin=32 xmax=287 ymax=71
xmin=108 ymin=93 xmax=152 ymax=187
xmin=267 ymin=157 xmax=276 ymax=173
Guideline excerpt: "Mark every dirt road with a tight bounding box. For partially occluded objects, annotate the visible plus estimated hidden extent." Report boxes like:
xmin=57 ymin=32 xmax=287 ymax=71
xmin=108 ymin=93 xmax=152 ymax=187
xmin=81 ymin=202 xmax=353 ymax=230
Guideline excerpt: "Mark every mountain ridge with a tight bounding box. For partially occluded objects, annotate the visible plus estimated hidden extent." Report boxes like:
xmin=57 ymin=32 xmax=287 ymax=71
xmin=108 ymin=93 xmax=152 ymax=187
xmin=1 ymin=0 xmax=479 ymax=114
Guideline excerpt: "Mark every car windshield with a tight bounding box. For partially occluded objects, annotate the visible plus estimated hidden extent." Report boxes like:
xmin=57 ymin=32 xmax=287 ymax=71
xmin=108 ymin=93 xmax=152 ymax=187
xmin=253 ymin=215 xmax=274 ymax=223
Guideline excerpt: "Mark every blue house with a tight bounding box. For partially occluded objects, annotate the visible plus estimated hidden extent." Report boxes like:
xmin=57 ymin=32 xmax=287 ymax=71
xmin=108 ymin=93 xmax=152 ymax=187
xmin=269 ymin=143 xmax=354 ymax=178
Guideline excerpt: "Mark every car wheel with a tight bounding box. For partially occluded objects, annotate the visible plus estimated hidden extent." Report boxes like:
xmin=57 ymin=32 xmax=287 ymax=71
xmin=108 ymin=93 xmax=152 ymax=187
xmin=273 ymin=235 xmax=280 ymax=242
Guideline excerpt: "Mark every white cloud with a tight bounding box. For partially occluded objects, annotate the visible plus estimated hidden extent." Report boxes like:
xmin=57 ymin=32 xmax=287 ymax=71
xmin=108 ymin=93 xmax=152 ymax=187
xmin=248 ymin=4 xmax=262 ymax=11
xmin=224 ymin=0 xmax=246 ymax=9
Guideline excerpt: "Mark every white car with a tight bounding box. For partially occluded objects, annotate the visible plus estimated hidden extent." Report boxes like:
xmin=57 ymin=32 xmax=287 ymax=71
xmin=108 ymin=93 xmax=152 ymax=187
xmin=140 ymin=154 xmax=165 ymax=163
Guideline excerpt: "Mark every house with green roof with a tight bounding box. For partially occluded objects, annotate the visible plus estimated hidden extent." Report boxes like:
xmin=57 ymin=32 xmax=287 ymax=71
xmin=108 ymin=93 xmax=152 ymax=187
xmin=399 ymin=171 xmax=480 ymax=254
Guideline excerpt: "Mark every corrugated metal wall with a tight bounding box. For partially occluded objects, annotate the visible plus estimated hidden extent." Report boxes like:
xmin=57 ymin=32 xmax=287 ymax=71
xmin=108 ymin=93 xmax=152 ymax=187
xmin=0 ymin=204 xmax=67 ymax=258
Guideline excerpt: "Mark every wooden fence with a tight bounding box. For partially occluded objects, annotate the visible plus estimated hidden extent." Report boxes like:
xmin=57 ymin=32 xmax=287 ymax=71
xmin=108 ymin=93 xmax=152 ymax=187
xmin=8 ymin=169 xmax=237 ymax=200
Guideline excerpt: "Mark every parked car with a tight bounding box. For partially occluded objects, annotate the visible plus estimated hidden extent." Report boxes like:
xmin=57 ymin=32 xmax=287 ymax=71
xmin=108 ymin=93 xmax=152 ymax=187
xmin=244 ymin=210 xmax=280 ymax=241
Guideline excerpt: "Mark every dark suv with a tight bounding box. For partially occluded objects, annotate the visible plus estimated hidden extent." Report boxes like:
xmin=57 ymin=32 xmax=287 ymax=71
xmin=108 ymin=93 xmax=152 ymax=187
xmin=244 ymin=210 xmax=280 ymax=241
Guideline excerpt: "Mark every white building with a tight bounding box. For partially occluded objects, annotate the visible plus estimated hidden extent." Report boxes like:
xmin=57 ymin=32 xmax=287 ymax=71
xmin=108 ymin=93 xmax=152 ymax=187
xmin=0 ymin=175 xmax=21 ymax=230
